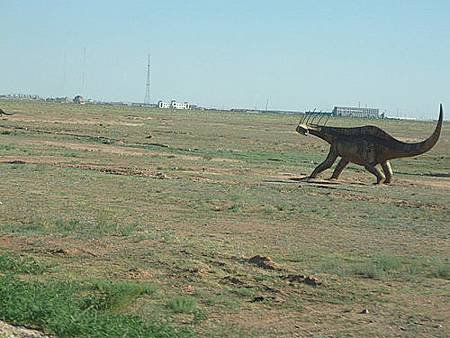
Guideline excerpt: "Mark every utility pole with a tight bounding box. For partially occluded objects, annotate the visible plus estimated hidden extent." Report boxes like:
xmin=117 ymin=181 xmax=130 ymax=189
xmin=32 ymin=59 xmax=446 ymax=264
xmin=144 ymin=54 xmax=151 ymax=105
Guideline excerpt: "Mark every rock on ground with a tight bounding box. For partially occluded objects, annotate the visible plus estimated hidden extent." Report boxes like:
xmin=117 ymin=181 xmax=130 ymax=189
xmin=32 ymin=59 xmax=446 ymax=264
xmin=0 ymin=321 xmax=51 ymax=338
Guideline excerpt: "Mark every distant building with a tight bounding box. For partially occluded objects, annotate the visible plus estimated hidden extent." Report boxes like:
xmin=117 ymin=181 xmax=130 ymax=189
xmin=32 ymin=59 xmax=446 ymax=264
xmin=46 ymin=97 xmax=70 ymax=103
xmin=73 ymin=95 xmax=85 ymax=104
xmin=332 ymin=106 xmax=379 ymax=118
xmin=0 ymin=94 xmax=42 ymax=101
xmin=158 ymin=99 xmax=190 ymax=110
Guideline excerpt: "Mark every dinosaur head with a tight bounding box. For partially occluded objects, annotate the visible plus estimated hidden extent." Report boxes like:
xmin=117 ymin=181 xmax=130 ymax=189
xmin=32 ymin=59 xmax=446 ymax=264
xmin=296 ymin=123 xmax=309 ymax=135
xmin=296 ymin=112 xmax=331 ymax=136
xmin=296 ymin=123 xmax=323 ymax=136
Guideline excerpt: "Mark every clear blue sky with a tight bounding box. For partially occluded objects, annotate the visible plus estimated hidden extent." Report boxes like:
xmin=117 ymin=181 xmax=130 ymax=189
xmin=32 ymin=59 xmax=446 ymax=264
xmin=1 ymin=0 xmax=449 ymax=118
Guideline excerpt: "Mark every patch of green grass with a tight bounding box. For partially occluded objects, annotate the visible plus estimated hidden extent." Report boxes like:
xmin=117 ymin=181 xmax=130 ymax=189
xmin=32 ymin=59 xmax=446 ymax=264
xmin=318 ymin=253 xmax=450 ymax=282
xmin=316 ymin=257 xmax=348 ymax=277
xmin=167 ymin=296 xmax=206 ymax=324
xmin=0 ymin=275 xmax=192 ymax=338
xmin=0 ymin=130 xmax=14 ymax=135
xmin=80 ymin=280 xmax=158 ymax=313
xmin=62 ymin=151 xmax=81 ymax=158
xmin=168 ymin=296 xmax=198 ymax=314
xmin=203 ymin=292 xmax=241 ymax=311
xmin=0 ymin=251 xmax=46 ymax=274
xmin=228 ymin=203 xmax=243 ymax=213
xmin=231 ymin=287 xmax=255 ymax=298
xmin=352 ymin=254 xmax=403 ymax=279
xmin=316 ymin=254 xmax=444 ymax=281
xmin=0 ymin=218 xmax=138 ymax=237
xmin=0 ymin=143 xmax=15 ymax=151
xmin=431 ymin=262 xmax=450 ymax=280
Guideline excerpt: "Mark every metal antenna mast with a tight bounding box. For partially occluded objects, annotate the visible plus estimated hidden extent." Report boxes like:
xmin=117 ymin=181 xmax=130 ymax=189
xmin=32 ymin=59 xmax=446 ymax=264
xmin=144 ymin=54 xmax=151 ymax=104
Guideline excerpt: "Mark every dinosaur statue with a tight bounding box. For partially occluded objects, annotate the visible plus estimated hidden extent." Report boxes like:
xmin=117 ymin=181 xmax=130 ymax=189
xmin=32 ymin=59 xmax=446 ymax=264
xmin=296 ymin=104 xmax=443 ymax=184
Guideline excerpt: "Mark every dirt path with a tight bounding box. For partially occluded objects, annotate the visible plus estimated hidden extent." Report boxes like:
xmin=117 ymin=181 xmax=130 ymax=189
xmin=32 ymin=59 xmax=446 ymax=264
xmin=5 ymin=114 xmax=144 ymax=127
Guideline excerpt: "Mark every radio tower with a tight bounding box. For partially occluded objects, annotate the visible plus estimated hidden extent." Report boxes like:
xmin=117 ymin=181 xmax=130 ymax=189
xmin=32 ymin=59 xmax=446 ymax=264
xmin=144 ymin=54 xmax=151 ymax=105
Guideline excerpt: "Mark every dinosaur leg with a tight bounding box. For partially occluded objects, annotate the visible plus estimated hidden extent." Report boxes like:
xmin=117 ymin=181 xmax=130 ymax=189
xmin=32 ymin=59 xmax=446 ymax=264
xmin=381 ymin=161 xmax=393 ymax=184
xmin=330 ymin=158 xmax=349 ymax=180
xmin=309 ymin=149 xmax=338 ymax=178
xmin=364 ymin=164 xmax=385 ymax=184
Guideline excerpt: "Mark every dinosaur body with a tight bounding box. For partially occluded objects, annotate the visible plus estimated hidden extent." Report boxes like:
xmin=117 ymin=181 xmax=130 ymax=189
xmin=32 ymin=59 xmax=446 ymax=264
xmin=296 ymin=104 xmax=443 ymax=184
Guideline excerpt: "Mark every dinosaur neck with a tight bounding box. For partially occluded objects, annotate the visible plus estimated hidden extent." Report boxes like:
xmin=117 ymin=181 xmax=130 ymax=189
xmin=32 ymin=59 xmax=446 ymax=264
xmin=390 ymin=105 xmax=443 ymax=159
xmin=309 ymin=127 xmax=334 ymax=144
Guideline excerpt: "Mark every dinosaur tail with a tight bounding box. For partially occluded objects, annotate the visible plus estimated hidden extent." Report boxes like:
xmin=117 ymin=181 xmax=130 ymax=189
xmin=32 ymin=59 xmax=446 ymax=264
xmin=393 ymin=104 xmax=443 ymax=158
xmin=0 ymin=109 xmax=12 ymax=115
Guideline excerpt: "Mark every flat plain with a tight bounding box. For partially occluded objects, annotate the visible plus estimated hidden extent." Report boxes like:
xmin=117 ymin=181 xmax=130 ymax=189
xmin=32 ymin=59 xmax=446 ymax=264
xmin=0 ymin=101 xmax=449 ymax=337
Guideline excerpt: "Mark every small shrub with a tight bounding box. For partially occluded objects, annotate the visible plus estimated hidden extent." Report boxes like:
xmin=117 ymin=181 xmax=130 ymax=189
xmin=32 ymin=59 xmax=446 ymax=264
xmin=228 ymin=203 xmax=243 ymax=213
xmin=168 ymin=296 xmax=197 ymax=314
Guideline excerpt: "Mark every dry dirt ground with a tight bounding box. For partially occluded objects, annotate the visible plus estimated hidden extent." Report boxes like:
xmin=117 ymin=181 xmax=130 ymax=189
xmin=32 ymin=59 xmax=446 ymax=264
xmin=0 ymin=102 xmax=449 ymax=337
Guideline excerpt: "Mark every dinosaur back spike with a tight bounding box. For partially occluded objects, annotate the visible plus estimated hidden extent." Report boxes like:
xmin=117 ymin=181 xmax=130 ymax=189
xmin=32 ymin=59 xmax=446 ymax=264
xmin=315 ymin=114 xmax=326 ymax=125
xmin=299 ymin=114 xmax=306 ymax=124
xmin=307 ymin=110 xmax=318 ymax=124
xmin=309 ymin=113 xmax=319 ymax=125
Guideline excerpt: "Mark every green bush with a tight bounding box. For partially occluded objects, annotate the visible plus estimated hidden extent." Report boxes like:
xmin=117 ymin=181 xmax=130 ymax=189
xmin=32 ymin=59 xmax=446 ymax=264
xmin=0 ymin=275 xmax=194 ymax=338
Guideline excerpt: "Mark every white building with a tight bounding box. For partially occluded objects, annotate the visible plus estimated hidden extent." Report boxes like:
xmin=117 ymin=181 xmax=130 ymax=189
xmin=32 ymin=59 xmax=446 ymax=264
xmin=158 ymin=100 xmax=190 ymax=110
xmin=332 ymin=106 xmax=379 ymax=118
